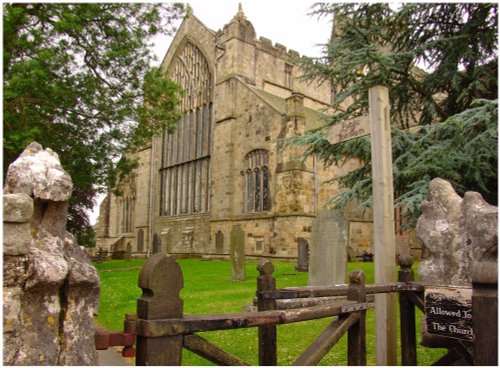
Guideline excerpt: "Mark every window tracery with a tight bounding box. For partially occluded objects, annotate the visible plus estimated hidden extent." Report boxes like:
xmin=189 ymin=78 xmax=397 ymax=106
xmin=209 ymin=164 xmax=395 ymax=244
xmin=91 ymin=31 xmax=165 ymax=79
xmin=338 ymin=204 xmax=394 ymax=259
xmin=160 ymin=42 xmax=212 ymax=216
xmin=244 ymin=149 xmax=270 ymax=213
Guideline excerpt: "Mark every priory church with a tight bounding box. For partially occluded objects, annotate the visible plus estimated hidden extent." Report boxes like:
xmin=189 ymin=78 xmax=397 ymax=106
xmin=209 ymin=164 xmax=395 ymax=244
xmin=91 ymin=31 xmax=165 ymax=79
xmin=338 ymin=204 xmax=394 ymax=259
xmin=95 ymin=5 xmax=420 ymax=261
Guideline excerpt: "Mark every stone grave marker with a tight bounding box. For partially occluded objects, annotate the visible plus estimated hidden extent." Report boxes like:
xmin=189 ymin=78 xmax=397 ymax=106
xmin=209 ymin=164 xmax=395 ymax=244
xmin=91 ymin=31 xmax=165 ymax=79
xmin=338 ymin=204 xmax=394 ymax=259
xmin=308 ymin=210 xmax=348 ymax=286
xmin=126 ymin=242 xmax=132 ymax=260
xmin=296 ymin=237 xmax=309 ymax=272
xmin=230 ymin=224 xmax=246 ymax=281
xmin=215 ymin=230 xmax=224 ymax=254
xmin=152 ymin=233 xmax=161 ymax=254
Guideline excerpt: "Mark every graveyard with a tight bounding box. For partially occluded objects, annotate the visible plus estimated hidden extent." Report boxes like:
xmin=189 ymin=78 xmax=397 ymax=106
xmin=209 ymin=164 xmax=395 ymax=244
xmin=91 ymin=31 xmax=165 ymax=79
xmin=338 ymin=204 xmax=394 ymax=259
xmin=3 ymin=3 xmax=497 ymax=367
xmin=4 ymin=137 xmax=496 ymax=366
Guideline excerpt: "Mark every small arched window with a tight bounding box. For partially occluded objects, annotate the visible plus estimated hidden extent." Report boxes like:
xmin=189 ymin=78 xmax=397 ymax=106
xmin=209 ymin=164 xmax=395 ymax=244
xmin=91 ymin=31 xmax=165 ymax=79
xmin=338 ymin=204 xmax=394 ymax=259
xmin=244 ymin=150 xmax=270 ymax=213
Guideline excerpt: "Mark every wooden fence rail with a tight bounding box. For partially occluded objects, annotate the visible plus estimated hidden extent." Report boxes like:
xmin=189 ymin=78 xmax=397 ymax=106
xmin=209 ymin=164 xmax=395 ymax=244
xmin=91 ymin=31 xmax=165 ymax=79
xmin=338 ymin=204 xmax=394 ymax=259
xmin=95 ymin=252 xmax=497 ymax=366
xmin=132 ymin=253 xmax=368 ymax=365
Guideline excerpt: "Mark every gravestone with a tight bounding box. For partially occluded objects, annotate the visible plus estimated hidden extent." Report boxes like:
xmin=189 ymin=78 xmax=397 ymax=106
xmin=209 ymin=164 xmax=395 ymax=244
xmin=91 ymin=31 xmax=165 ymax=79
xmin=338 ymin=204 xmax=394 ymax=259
xmin=126 ymin=242 xmax=132 ymax=260
xmin=96 ymin=247 xmax=104 ymax=263
xmin=137 ymin=229 xmax=144 ymax=253
xmin=296 ymin=238 xmax=309 ymax=272
xmin=308 ymin=210 xmax=348 ymax=286
xmin=152 ymin=233 xmax=161 ymax=254
xmin=215 ymin=230 xmax=224 ymax=253
xmin=3 ymin=142 xmax=99 ymax=365
xmin=229 ymin=225 xmax=246 ymax=281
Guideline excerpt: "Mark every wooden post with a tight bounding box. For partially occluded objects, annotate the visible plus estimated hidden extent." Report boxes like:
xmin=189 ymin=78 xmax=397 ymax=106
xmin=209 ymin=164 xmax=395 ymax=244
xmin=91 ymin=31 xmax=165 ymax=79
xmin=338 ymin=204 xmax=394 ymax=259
xmin=256 ymin=260 xmax=277 ymax=366
xmin=347 ymin=270 xmax=366 ymax=366
xmin=136 ymin=253 xmax=184 ymax=365
xmin=369 ymin=85 xmax=397 ymax=365
xmin=398 ymin=255 xmax=417 ymax=365
xmin=472 ymin=245 xmax=498 ymax=366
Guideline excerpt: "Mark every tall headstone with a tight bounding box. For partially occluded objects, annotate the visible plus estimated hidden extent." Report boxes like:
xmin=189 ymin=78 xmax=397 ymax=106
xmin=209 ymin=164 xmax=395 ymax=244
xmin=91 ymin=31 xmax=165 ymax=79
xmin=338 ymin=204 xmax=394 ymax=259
xmin=229 ymin=225 xmax=246 ymax=281
xmin=152 ymin=233 xmax=161 ymax=254
xmin=308 ymin=210 xmax=348 ymax=286
xmin=126 ymin=242 xmax=132 ymax=260
xmin=296 ymin=238 xmax=309 ymax=272
xmin=3 ymin=142 xmax=99 ymax=365
xmin=215 ymin=230 xmax=224 ymax=254
xmin=137 ymin=229 xmax=144 ymax=253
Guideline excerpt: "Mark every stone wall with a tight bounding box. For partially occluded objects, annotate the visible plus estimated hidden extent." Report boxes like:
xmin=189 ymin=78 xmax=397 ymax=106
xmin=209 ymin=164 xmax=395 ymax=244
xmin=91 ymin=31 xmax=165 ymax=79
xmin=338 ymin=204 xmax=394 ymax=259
xmin=3 ymin=142 xmax=99 ymax=365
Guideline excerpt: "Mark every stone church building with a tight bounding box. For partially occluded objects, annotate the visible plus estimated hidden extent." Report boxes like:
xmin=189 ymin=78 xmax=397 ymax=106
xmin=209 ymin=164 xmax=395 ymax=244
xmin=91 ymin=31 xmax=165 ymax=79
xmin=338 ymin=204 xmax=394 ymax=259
xmin=95 ymin=6 xmax=420 ymax=260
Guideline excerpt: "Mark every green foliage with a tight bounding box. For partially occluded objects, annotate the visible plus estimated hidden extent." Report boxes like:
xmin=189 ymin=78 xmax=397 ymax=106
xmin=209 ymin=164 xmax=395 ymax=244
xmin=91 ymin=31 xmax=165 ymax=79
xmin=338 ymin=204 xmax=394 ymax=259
xmin=76 ymin=225 xmax=96 ymax=248
xmin=3 ymin=3 xmax=185 ymax=242
xmin=295 ymin=3 xmax=498 ymax=225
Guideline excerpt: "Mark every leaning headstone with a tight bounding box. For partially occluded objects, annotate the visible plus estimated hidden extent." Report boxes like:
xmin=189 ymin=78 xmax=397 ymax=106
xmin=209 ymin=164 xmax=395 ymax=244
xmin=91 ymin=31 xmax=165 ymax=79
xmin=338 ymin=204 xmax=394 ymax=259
xmin=296 ymin=238 xmax=309 ymax=272
xmin=417 ymin=178 xmax=497 ymax=286
xmin=229 ymin=225 xmax=246 ymax=281
xmin=3 ymin=142 xmax=99 ymax=366
xmin=308 ymin=210 xmax=348 ymax=286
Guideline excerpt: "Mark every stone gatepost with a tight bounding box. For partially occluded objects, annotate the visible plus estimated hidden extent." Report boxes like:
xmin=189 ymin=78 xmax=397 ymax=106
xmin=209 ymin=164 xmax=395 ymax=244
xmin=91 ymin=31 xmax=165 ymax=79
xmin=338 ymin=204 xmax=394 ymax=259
xmin=416 ymin=178 xmax=498 ymax=361
xmin=3 ymin=142 xmax=100 ymax=365
xmin=417 ymin=178 xmax=497 ymax=286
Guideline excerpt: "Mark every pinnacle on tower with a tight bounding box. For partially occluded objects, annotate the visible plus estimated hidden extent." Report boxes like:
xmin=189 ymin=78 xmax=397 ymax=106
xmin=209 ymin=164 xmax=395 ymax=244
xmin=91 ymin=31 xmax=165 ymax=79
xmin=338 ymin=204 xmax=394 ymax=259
xmin=234 ymin=3 xmax=247 ymax=20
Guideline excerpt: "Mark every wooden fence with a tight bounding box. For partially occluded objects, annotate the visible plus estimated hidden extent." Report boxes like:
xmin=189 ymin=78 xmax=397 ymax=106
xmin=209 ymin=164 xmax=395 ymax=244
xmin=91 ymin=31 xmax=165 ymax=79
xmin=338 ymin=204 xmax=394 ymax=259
xmin=95 ymin=253 xmax=497 ymax=366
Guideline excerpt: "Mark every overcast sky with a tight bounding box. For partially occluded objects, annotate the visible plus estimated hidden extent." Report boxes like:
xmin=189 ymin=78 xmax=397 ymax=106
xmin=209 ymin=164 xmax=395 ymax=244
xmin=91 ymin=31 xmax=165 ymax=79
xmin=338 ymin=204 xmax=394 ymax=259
xmin=151 ymin=0 xmax=332 ymax=65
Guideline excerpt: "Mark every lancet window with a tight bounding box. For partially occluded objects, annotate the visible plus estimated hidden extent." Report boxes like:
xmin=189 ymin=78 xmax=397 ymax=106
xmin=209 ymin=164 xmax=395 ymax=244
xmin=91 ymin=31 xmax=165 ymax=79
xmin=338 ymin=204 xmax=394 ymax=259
xmin=245 ymin=149 xmax=271 ymax=213
xmin=160 ymin=42 xmax=213 ymax=216
xmin=121 ymin=196 xmax=134 ymax=233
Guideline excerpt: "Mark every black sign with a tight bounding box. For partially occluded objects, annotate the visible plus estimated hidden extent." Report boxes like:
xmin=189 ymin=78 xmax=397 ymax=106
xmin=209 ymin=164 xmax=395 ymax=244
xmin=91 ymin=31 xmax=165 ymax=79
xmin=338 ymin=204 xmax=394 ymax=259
xmin=425 ymin=286 xmax=473 ymax=341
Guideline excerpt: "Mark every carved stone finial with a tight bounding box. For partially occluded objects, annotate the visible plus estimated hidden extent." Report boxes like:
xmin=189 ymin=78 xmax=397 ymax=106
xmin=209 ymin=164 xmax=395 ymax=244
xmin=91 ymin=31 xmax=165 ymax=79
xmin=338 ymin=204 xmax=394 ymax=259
xmin=233 ymin=3 xmax=247 ymax=20
xmin=257 ymin=259 xmax=275 ymax=276
xmin=238 ymin=3 xmax=245 ymax=17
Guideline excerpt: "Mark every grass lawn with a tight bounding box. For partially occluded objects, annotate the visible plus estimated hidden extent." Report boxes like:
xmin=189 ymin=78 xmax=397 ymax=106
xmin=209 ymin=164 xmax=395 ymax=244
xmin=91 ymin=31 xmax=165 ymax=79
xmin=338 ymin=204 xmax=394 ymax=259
xmin=95 ymin=258 xmax=445 ymax=365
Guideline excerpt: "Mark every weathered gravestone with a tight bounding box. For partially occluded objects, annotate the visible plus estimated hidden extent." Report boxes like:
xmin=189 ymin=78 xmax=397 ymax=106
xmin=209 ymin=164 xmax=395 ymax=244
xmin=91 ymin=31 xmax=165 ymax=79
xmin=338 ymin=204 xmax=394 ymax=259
xmin=152 ymin=233 xmax=161 ymax=254
xmin=416 ymin=178 xmax=497 ymax=360
xmin=3 ymin=142 xmax=100 ymax=366
xmin=126 ymin=242 xmax=132 ymax=260
xmin=230 ymin=224 xmax=246 ymax=281
xmin=308 ymin=210 xmax=348 ymax=286
xmin=296 ymin=237 xmax=309 ymax=272
xmin=215 ymin=230 xmax=224 ymax=254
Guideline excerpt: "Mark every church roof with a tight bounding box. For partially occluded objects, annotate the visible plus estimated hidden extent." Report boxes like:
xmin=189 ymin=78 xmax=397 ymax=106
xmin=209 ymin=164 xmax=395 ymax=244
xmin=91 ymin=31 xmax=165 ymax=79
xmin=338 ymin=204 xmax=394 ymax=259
xmin=244 ymin=81 xmax=327 ymax=130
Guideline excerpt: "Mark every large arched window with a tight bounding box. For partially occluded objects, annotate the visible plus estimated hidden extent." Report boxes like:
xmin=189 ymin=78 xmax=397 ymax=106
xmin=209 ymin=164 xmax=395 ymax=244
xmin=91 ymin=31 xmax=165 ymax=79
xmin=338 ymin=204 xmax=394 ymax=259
xmin=160 ymin=42 xmax=212 ymax=216
xmin=245 ymin=150 xmax=270 ymax=213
